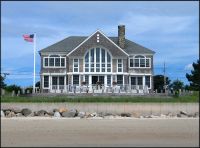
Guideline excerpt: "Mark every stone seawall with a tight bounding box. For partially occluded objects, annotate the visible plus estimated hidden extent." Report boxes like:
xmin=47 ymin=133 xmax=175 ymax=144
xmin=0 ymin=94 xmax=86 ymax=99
xmin=1 ymin=103 xmax=198 ymax=114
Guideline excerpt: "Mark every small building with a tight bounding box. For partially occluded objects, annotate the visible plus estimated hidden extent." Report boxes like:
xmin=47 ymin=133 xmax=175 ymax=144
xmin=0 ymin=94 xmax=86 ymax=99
xmin=39 ymin=25 xmax=155 ymax=93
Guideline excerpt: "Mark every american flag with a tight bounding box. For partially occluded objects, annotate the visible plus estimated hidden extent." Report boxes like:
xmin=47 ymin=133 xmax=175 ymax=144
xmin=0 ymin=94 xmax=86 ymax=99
xmin=23 ymin=34 xmax=34 ymax=42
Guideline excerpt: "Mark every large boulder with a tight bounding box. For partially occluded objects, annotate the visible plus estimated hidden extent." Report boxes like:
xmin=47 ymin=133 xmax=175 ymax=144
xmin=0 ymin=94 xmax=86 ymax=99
xmin=54 ymin=111 xmax=61 ymax=118
xmin=4 ymin=110 xmax=11 ymax=116
xmin=6 ymin=111 xmax=16 ymax=118
xmin=1 ymin=110 xmax=5 ymax=117
xmin=12 ymin=108 xmax=22 ymax=114
xmin=62 ymin=109 xmax=78 ymax=118
xmin=77 ymin=112 xmax=86 ymax=118
xmin=16 ymin=113 xmax=23 ymax=117
xmin=180 ymin=111 xmax=188 ymax=116
xmin=35 ymin=110 xmax=48 ymax=116
xmin=21 ymin=108 xmax=32 ymax=117
xmin=121 ymin=112 xmax=132 ymax=117
xmin=53 ymin=109 xmax=59 ymax=113
xmin=59 ymin=108 xmax=68 ymax=113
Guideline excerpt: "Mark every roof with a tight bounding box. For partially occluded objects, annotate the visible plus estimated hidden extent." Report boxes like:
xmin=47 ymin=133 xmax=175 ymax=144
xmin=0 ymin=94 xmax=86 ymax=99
xmin=39 ymin=36 xmax=155 ymax=55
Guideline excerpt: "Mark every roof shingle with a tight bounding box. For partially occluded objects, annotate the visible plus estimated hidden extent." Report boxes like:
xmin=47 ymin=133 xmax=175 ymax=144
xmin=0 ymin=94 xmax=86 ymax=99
xmin=39 ymin=36 xmax=155 ymax=55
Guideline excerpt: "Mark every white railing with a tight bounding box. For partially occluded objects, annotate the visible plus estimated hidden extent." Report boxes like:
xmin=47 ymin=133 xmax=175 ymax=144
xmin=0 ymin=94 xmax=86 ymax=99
xmin=50 ymin=84 xmax=149 ymax=94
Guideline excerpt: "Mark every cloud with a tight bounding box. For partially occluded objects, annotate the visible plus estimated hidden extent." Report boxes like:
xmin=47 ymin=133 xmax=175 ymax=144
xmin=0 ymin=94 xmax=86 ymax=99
xmin=184 ymin=64 xmax=193 ymax=70
xmin=118 ymin=13 xmax=195 ymax=36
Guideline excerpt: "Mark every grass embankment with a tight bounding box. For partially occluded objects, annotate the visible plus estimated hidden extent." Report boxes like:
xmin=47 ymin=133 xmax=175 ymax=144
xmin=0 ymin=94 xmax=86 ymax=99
xmin=1 ymin=91 xmax=199 ymax=103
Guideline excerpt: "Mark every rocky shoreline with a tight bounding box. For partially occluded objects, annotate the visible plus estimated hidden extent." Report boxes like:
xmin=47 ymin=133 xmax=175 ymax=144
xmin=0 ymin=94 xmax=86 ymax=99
xmin=1 ymin=108 xmax=199 ymax=119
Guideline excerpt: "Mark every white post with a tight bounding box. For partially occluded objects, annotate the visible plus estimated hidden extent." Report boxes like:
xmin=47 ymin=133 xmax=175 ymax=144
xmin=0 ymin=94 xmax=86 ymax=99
xmin=33 ymin=33 xmax=36 ymax=93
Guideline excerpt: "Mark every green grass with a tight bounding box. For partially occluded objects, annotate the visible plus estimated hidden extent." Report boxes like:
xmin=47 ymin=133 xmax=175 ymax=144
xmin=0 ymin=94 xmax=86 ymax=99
xmin=1 ymin=91 xmax=199 ymax=103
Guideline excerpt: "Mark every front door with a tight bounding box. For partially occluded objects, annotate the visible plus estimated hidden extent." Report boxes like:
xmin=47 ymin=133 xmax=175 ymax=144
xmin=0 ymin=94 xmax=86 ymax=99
xmin=92 ymin=76 xmax=98 ymax=85
xmin=92 ymin=76 xmax=104 ymax=85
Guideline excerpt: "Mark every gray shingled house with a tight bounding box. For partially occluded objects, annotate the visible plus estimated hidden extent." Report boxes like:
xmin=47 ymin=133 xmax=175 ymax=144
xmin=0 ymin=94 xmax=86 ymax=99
xmin=39 ymin=25 xmax=155 ymax=93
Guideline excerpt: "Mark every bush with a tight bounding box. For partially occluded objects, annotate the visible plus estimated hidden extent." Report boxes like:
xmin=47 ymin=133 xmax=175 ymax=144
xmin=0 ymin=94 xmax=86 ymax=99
xmin=5 ymin=85 xmax=22 ymax=94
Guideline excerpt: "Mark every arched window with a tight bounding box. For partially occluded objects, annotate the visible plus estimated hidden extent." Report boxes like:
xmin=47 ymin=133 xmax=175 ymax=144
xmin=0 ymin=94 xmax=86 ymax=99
xmin=129 ymin=55 xmax=150 ymax=68
xmin=84 ymin=48 xmax=112 ymax=72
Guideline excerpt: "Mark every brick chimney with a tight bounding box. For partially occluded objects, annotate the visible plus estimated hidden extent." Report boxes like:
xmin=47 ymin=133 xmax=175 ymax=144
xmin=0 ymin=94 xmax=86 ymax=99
xmin=118 ymin=25 xmax=125 ymax=49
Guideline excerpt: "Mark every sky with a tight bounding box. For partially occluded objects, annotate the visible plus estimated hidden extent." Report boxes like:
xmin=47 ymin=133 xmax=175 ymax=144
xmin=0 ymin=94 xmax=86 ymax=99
xmin=1 ymin=1 xmax=199 ymax=87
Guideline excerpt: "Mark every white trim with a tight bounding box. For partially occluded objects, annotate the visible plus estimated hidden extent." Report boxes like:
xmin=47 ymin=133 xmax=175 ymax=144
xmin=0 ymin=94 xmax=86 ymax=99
xmin=98 ymin=30 xmax=129 ymax=56
xmin=43 ymin=57 xmax=66 ymax=68
xmin=117 ymin=59 xmax=123 ymax=73
xmin=43 ymin=75 xmax=50 ymax=89
xmin=129 ymin=55 xmax=151 ymax=68
xmin=73 ymin=58 xmax=79 ymax=73
xmin=67 ymin=30 xmax=129 ymax=56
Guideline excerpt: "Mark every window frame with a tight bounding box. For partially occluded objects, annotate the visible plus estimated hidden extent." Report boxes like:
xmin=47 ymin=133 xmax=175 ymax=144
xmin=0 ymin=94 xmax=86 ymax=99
xmin=73 ymin=58 xmax=79 ymax=73
xmin=129 ymin=55 xmax=151 ymax=68
xmin=43 ymin=56 xmax=66 ymax=68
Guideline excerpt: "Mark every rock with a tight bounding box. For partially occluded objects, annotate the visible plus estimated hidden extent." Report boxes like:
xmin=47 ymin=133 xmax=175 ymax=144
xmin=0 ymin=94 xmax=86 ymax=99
xmin=132 ymin=112 xmax=140 ymax=118
xmin=1 ymin=110 xmax=5 ymax=117
xmin=16 ymin=113 xmax=23 ymax=117
xmin=36 ymin=110 xmax=48 ymax=116
xmin=78 ymin=112 xmax=86 ymax=118
xmin=47 ymin=111 xmax=54 ymax=116
xmin=54 ymin=112 xmax=61 ymax=118
xmin=160 ymin=114 xmax=166 ymax=118
xmin=21 ymin=108 xmax=32 ymax=117
xmin=59 ymin=108 xmax=68 ymax=113
xmin=6 ymin=111 xmax=16 ymax=118
xmin=180 ymin=111 xmax=187 ymax=115
xmin=194 ymin=112 xmax=199 ymax=118
xmin=187 ymin=114 xmax=194 ymax=117
xmin=5 ymin=110 xmax=11 ymax=116
xmin=177 ymin=114 xmax=182 ymax=117
xmin=12 ymin=108 xmax=22 ymax=113
xmin=62 ymin=109 xmax=78 ymax=118
xmin=53 ymin=109 xmax=59 ymax=113
xmin=89 ymin=112 xmax=98 ymax=117
xmin=121 ymin=113 xmax=131 ymax=117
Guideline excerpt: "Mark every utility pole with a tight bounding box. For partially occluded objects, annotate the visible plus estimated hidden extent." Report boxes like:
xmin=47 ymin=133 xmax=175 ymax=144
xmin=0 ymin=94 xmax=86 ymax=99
xmin=163 ymin=61 xmax=166 ymax=94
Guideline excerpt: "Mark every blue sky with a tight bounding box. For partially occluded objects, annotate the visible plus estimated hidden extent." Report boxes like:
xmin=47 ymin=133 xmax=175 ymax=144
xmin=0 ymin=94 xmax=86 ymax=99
xmin=1 ymin=1 xmax=199 ymax=87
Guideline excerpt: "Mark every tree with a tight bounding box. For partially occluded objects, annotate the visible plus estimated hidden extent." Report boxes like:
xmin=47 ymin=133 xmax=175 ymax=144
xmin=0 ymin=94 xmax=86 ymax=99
xmin=153 ymin=75 xmax=171 ymax=93
xmin=169 ymin=79 xmax=184 ymax=91
xmin=186 ymin=60 xmax=200 ymax=91
xmin=35 ymin=81 xmax=40 ymax=89
xmin=5 ymin=85 xmax=22 ymax=94
xmin=0 ymin=75 xmax=7 ymax=89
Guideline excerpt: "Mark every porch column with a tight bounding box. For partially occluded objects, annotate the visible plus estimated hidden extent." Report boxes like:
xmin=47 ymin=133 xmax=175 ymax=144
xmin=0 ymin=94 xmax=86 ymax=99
xmin=143 ymin=75 xmax=145 ymax=90
xmin=64 ymin=75 xmax=66 ymax=91
xmin=49 ymin=75 xmax=52 ymax=92
xmin=104 ymin=75 xmax=107 ymax=87
xmin=89 ymin=75 xmax=92 ymax=91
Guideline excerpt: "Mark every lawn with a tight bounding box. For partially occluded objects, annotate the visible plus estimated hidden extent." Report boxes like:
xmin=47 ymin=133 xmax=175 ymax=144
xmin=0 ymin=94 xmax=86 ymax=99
xmin=1 ymin=91 xmax=199 ymax=103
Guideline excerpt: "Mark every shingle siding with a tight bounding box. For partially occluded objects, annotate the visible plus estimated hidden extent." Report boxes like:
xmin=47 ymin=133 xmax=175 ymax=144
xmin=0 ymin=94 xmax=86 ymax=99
xmin=69 ymin=32 xmax=128 ymax=57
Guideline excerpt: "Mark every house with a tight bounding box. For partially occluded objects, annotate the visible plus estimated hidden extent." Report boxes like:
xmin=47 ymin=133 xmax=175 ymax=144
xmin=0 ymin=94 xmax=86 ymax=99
xmin=39 ymin=25 xmax=155 ymax=93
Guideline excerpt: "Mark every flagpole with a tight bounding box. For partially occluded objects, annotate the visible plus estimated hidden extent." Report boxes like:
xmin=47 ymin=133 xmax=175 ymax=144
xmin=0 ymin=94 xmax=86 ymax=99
xmin=33 ymin=33 xmax=36 ymax=93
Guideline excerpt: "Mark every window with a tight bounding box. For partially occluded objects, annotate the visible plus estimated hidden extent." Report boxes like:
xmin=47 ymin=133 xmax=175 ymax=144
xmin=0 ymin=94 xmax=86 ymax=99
xmin=73 ymin=59 xmax=79 ymax=72
xmin=129 ymin=55 xmax=151 ymax=68
xmin=61 ymin=58 xmax=65 ymax=67
xmin=137 ymin=77 xmax=143 ymax=85
xmin=55 ymin=58 xmax=60 ymax=66
xmin=43 ymin=56 xmax=65 ymax=67
xmin=107 ymin=75 xmax=111 ymax=86
xmin=44 ymin=58 xmax=48 ymax=66
xmin=84 ymin=48 xmax=112 ymax=72
xmin=49 ymin=58 xmax=54 ymax=66
xmin=130 ymin=59 xmax=133 ymax=67
xmin=117 ymin=75 xmax=123 ymax=85
xmin=85 ymin=75 xmax=89 ymax=85
xmin=73 ymin=75 xmax=79 ymax=85
xmin=145 ymin=76 xmax=150 ymax=88
xmin=44 ymin=76 xmax=49 ymax=88
xmin=117 ymin=59 xmax=123 ymax=72
xmin=146 ymin=59 xmax=150 ymax=67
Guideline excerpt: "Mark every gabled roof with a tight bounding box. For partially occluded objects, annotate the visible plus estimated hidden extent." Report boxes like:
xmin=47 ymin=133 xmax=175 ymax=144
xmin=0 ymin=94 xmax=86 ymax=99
xmin=39 ymin=35 xmax=155 ymax=55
